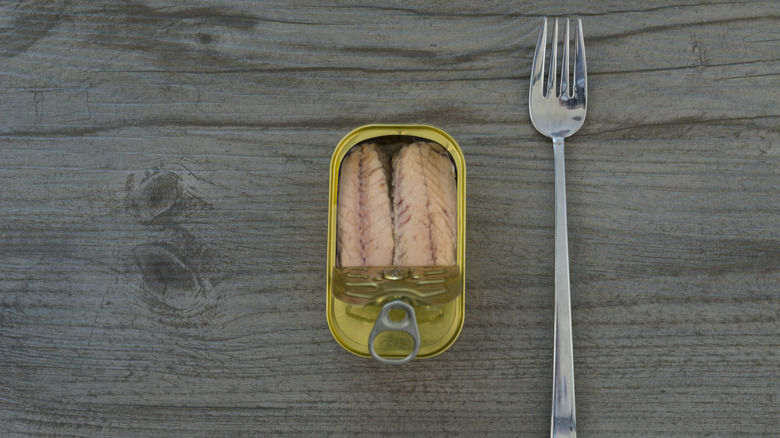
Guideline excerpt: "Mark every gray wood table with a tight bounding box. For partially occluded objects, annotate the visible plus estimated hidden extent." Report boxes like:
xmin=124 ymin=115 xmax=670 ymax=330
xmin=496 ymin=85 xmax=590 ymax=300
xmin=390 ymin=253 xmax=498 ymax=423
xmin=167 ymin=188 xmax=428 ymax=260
xmin=1 ymin=1 xmax=778 ymax=436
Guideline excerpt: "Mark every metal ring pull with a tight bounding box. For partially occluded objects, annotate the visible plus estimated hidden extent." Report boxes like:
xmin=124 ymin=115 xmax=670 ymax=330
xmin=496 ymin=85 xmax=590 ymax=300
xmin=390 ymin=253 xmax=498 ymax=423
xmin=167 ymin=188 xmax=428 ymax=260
xmin=368 ymin=300 xmax=420 ymax=365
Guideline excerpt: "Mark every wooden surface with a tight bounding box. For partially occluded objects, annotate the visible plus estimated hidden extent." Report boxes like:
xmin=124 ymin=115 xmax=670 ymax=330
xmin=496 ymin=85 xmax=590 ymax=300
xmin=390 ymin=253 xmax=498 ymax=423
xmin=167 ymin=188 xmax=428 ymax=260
xmin=1 ymin=1 xmax=778 ymax=436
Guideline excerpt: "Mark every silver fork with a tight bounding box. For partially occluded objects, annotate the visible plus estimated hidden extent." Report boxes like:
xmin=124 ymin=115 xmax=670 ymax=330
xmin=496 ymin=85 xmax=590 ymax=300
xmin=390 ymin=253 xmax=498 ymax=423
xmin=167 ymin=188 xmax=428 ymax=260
xmin=528 ymin=17 xmax=587 ymax=438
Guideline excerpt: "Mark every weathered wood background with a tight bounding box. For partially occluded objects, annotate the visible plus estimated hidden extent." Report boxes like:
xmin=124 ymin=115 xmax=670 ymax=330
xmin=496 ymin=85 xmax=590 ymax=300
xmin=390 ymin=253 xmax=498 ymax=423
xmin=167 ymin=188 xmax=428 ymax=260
xmin=1 ymin=0 xmax=778 ymax=436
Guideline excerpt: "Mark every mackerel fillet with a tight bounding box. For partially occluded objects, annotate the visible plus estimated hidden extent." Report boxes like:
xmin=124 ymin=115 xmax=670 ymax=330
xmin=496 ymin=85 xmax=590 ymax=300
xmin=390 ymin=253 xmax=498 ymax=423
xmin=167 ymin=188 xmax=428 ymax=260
xmin=392 ymin=142 xmax=457 ymax=266
xmin=337 ymin=143 xmax=394 ymax=267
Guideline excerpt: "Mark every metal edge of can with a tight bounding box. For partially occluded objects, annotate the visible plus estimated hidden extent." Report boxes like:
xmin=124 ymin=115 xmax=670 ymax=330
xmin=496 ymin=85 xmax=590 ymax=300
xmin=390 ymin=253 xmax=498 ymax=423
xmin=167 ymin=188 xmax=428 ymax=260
xmin=327 ymin=124 xmax=466 ymax=359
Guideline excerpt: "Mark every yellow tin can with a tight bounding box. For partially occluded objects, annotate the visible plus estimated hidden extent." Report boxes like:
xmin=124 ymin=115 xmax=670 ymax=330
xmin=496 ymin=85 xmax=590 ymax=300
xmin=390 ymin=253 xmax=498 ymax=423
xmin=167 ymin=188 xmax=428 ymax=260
xmin=327 ymin=125 xmax=466 ymax=364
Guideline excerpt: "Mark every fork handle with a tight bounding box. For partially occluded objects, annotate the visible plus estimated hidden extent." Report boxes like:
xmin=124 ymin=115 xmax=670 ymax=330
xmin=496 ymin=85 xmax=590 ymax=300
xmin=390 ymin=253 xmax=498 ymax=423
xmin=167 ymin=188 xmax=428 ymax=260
xmin=552 ymin=137 xmax=576 ymax=438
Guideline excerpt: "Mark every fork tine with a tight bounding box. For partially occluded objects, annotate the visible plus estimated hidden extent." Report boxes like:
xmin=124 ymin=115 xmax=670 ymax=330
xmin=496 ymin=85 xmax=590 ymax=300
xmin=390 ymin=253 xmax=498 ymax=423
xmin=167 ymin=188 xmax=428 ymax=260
xmin=560 ymin=18 xmax=570 ymax=98
xmin=547 ymin=18 xmax=558 ymax=98
xmin=574 ymin=17 xmax=587 ymax=98
xmin=531 ymin=17 xmax=547 ymax=98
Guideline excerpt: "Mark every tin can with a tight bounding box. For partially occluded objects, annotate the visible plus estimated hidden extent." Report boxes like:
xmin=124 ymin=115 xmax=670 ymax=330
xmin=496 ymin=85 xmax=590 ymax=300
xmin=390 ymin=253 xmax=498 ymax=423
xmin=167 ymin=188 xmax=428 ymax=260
xmin=327 ymin=125 xmax=466 ymax=364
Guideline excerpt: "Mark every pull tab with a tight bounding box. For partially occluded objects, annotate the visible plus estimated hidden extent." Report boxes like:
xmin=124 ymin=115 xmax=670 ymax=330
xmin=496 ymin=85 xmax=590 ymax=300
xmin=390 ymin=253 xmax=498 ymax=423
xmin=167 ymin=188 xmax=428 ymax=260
xmin=369 ymin=300 xmax=420 ymax=365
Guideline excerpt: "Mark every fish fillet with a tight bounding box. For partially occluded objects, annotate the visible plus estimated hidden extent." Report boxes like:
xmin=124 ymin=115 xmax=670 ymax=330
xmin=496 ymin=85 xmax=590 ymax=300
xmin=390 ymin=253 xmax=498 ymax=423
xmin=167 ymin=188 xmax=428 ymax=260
xmin=392 ymin=142 xmax=457 ymax=266
xmin=337 ymin=143 xmax=395 ymax=267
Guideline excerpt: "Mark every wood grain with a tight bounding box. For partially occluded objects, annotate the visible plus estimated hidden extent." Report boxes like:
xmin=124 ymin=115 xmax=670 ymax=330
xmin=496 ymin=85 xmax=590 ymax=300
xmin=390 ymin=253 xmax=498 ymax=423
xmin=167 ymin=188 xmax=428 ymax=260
xmin=1 ymin=0 xmax=778 ymax=436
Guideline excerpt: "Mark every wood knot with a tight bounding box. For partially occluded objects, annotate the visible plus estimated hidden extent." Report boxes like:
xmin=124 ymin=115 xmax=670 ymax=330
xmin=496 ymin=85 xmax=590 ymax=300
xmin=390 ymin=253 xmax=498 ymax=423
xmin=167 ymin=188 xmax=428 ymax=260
xmin=195 ymin=32 xmax=214 ymax=45
xmin=132 ymin=171 xmax=181 ymax=219
xmin=132 ymin=238 xmax=221 ymax=325
xmin=125 ymin=166 xmax=211 ymax=224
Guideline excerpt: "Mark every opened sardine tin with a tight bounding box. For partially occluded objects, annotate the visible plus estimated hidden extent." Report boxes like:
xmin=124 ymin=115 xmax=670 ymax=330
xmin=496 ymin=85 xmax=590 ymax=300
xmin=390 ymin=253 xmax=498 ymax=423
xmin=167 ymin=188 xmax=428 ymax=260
xmin=327 ymin=125 xmax=466 ymax=364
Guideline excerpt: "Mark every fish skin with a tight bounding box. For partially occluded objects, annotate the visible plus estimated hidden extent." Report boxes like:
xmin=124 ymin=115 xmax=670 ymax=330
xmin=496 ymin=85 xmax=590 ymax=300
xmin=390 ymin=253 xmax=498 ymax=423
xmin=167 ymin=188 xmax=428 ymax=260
xmin=337 ymin=143 xmax=395 ymax=267
xmin=392 ymin=141 xmax=457 ymax=266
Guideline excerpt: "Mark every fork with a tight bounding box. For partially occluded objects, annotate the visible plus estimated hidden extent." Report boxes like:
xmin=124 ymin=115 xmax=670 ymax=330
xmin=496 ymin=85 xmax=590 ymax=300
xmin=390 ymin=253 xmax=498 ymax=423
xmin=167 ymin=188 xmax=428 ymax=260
xmin=528 ymin=17 xmax=587 ymax=438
